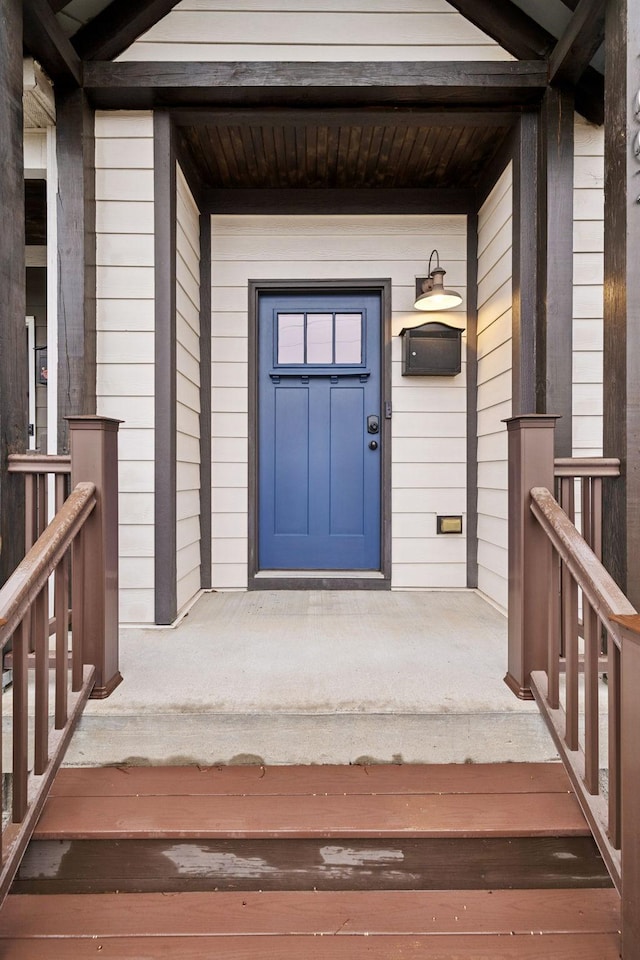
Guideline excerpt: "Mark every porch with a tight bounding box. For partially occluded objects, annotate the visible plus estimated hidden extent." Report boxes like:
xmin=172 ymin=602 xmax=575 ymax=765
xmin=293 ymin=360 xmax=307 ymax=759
xmin=67 ymin=588 xmax=555 ymax=767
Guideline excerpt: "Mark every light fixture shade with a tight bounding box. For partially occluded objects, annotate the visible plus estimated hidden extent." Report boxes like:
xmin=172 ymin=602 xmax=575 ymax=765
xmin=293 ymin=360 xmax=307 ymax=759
xmin=413 ymin=254 xmax=463 ymax=312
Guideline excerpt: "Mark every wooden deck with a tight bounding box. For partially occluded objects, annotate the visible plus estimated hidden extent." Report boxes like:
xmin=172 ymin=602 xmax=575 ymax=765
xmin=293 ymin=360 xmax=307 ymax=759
xmin=1 ymin=763 xmax=621 ymax=959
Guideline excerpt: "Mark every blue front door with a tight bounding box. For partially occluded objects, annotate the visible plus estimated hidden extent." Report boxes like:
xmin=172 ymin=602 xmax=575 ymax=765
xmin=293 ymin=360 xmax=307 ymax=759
xmin=258 ymin=291 xmax=381 ymax=571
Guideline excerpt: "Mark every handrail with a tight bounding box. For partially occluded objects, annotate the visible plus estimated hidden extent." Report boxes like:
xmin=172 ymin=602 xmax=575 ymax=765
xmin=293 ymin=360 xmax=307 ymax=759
xmin=530 ymin=487 xmax=634 ymax=630
xmin=554 ymin=457 xmax=621 ymax=478
xmin=0 ymin=483 xmax=96 ymax=644
xmin=529 ymin=484 xmax=631 ymax=894
xmin=8 ymin=453 xmax=71 ymax=474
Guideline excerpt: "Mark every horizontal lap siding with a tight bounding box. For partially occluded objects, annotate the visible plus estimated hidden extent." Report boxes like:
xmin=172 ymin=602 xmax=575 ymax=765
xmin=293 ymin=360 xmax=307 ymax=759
xmin=210 ymin=214 xmax=467 ymax=590
xmin=95 ymin=111 xmax=155 ymax=624
xmin=476 ymin=165 xmax=512 ymax=613
xmin=176 ymin=166 xmax=202 ymax=612
xmin=573 ymin=116 xmax=603 ymax=457
xmin=117 ymin=0 xmax=513 ymax=62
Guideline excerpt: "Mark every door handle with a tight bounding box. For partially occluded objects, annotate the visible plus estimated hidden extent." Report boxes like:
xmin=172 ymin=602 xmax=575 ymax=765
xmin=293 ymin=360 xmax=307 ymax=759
xmin=369 ymin=440 xmax=378 ymax=451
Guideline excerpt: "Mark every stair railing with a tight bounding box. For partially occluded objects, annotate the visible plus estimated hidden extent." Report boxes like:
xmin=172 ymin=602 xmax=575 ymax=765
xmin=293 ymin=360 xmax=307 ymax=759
xmin=0 ymin=416 xmax=122 ymax=907
xmin=506 ymin=415 xmax=639 ymax=959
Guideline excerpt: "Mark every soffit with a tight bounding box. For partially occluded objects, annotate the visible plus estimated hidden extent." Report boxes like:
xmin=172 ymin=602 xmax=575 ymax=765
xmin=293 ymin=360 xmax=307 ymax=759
xmin=177 ymin=113 xmax=514 ymax=191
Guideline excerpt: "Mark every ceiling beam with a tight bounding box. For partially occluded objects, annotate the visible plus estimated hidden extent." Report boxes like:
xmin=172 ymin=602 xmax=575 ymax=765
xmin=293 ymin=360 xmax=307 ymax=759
xmin=71 ymin=0 xmax=183 ymax=61
xmin=23 ymin=0 xmax=82 ymax=86
xmin=549 ymin=0 xmax=606 ymax=86
xmin=173 ymin=107 xmax=521 ymax=129
xmin=202 ymin=187 xmax=474 ymax=215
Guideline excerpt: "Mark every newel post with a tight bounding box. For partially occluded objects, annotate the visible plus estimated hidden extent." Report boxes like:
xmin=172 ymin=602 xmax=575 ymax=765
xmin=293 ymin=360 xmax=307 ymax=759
xmin=610 ymin=615 xmax=640 ymax=960
xmin=504 ymin=415 xmax=559 ymax=699
xmin=68 ymin=416 xmax=123 ymax=698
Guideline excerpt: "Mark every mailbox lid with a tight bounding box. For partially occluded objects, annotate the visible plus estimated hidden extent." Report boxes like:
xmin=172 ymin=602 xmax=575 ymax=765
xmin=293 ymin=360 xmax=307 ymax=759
xmin=399 ymin=320 xmax=463 ymax=376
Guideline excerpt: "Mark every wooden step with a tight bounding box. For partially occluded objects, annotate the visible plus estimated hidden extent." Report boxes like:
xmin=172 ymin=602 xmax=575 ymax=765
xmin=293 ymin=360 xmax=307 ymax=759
xmin=35 ymin=762 xmax=589 ymax=840
xmin=14 ymin=834 xmax=612 ymax=895
xmin=0 ymin=890 xmax=622 ymax=959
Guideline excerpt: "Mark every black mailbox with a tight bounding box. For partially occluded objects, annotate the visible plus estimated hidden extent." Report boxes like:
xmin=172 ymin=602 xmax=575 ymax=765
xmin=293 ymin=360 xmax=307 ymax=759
xmin=399 ymin=320 xmax=463 ymax=376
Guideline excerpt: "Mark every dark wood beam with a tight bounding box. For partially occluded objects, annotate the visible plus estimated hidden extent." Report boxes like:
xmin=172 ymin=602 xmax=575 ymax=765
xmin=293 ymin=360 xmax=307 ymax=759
xmin=55 ymin=88 xmax=97 ymax=453
xmin=536 ymin=88 xmax=575 ymax=455
xmin=202 ymin=188 xmax=474 ymax=215
xmin=72 ymin=0 xmax=182 ymax=62
xmin=23 ymin=0 xmax=82 ymax=86
xmin=83 ymin=60 xmax=548 ymax=110
xmin=49 ymin=0 xmax=72 ymax=12
xmin=0 ymin=0 xmax=26 ymax=585
xmin=445 ymin=0 xmax=553 ymax=59
xmin=549 ymin=0 xmax=606 ymax=87
xmin=512 ymin=113 xmax=540 ymax=416
xmin=154 ymin=112 xmax=177 ymax=625
xmin=603 ymin=0 xmax=640 ymax=617
xmin=446 ymin=0 xmax=603 ymax=125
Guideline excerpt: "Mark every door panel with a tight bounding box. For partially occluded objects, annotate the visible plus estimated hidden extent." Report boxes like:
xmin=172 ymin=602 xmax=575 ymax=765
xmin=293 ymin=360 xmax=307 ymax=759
xmin=258 ymin=291 xmax=381 ymax=571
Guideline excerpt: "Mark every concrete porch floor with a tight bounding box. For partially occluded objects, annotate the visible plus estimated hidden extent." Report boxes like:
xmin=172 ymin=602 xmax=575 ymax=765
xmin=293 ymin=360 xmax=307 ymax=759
xmin=67 ymin=590 xmax=558 ymax=767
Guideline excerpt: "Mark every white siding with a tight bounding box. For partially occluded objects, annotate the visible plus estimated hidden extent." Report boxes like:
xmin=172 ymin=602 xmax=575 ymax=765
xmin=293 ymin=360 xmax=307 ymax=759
xmin=210 ymin=214 xmax=467 ymax=590
xmin=176 ymin=166 xmax=202 ymax=612
xmin=118 ymin=0 xmax=514 ymax=62
xmin=95 ymin=111 xmax=156 ymax=625
xmin=573 ymin=116 xmax=603 ymax=457
xmin=476 ymin=164 xmax=512 ymax=613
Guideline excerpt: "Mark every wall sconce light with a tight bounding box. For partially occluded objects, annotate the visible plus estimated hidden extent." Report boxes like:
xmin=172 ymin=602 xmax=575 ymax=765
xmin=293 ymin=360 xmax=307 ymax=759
xmin=414 ymin=249 xmax=462 ymax=311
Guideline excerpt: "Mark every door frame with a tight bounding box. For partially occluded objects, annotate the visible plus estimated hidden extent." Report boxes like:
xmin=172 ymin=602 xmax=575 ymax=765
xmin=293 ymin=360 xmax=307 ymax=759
xmin=248 ymin=278 xmax=392 ymax=590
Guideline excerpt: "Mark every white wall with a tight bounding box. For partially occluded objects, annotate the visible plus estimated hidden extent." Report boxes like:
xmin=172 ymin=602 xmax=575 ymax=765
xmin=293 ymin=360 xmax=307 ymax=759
xmin=176 ymin=165 xmax=202 ymax=612
xmin=95 ymin=111 xmax=156 ymax=624
xmin=210 ymin=214 xmax=468 ymax=590
xmin=476 ymin=164 xmax=513 ymax=612
xmin=573 ymin=116 xmax=604 ymax=457
xmin=118 ymin=0 xmax=513 ymax=63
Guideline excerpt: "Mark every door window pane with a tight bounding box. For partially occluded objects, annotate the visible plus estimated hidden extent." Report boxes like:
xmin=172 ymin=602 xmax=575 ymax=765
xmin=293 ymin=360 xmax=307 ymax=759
xmin=335 ymin=313 xmax=362 ymax=364
xmin=277 ymin=313 xmax=304 ymax=364
xmin=306 ymin=313 xmax=333 ymax=364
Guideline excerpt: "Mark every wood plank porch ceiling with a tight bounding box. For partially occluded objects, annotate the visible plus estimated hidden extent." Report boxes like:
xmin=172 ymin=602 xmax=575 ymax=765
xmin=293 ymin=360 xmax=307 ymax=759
xmin=179 ymin=116 xmax=513 ymax=191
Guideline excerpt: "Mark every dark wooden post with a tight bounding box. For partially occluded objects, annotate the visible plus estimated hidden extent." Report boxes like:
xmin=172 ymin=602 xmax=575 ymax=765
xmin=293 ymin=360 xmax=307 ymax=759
xmin=512 ymin=112 xmax=540 ymax=418
xmin=536 ymin=88 xmax=575 ymax=456
xmin=603 ymin=0 xmax=640 ymax=608
xmin=0 ymin=0 xmax=27 ymax=586
xmin=56 ymin=88 xmax=97 ymax=454
xmin=504 ymin=415 xmax=558 ymax=699
xmin=68 ymin=416 xmax=122 ymax=698
xmin=154 ymin=112 xmax=177 ymax=624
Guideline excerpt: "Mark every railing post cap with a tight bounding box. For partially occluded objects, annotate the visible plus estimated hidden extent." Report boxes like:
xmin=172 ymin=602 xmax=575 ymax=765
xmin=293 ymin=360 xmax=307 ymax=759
xmin=503 ymin=414 xmax=561 ymax=431
xmin=65 ymin=416 xmax=123 ymax=432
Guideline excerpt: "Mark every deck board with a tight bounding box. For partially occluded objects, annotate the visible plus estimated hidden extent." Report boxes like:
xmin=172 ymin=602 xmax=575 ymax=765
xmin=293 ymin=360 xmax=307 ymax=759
xmin=34 ymin=790 xmax=589 ymax=840
xmin=0 ymin=933 xmax=622 ymax=960
xmin=0 ymin=890 xmax=620 ymax=937
xmin=50 ymin=763 xmax=572 ymax=798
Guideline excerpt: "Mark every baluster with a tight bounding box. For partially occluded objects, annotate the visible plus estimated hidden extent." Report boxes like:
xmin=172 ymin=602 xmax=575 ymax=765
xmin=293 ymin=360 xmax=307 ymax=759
xmin=71 ymin=529 xmax=85 ymax=693
xmin=608 ymin=634 xmax=621 ymax=849
xmin=581 ymin=477 xmax=592 ymax=551
xmin=12 ymin=617 xmax=29 ymax=824
xmin=547 ymin=548 xmax=561 ymax=710
xmin=55 ymin=549 xmax=70 ymax=729
xmin=583 ymin=600 xmax=600 ymax=794
xmin=34 ymin=586 xmax=49 ymax=776
xmin=592 ymin=477 xmax=603 ymax=560
xmin=563 ymin=568 xmax=579 ymax=750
